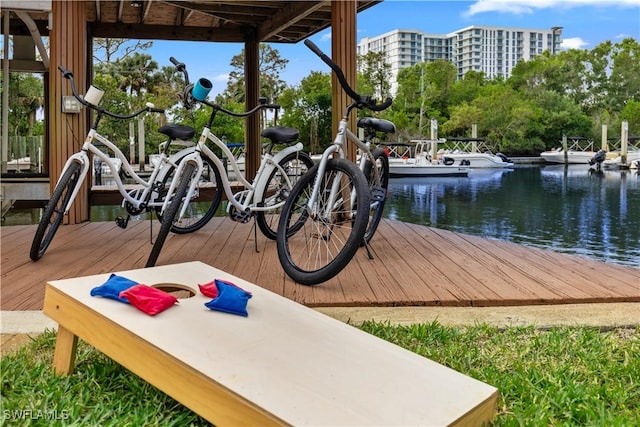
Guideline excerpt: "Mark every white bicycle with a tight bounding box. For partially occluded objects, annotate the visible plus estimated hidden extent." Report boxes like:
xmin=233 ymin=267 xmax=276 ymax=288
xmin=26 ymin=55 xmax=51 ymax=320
xmin=30 ymin=66 xmax=199 ymax=263
xmin=276 ymin=39 xmax=394 ymax=285
xmin=146 ymin=58 xmax=314 ymax=267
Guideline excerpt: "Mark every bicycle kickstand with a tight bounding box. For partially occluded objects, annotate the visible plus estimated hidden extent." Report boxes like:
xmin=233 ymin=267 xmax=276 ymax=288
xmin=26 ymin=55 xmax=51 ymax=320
xmin=252 ymin=218 xmax=260 ymax=253
xmin=148 ymin=213 xmax=155 ymax=245
xmin=363 ymin=238 xmax=375 ymax=260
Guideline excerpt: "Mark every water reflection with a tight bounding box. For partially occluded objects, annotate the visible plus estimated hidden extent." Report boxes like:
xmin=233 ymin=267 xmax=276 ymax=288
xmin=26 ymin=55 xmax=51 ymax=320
xmin=385 ymin=165 xmax=640 ymax=268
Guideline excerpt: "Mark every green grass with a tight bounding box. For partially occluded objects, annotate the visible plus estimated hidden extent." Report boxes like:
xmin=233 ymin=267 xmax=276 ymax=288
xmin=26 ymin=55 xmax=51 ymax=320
xmin=2 ymin=324 xmax=639 ymax=426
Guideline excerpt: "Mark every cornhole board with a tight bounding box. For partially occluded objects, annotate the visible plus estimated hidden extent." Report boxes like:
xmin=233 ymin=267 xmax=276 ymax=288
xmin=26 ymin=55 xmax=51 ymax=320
xmin=43 ymin=261 xmax=498 ymax=426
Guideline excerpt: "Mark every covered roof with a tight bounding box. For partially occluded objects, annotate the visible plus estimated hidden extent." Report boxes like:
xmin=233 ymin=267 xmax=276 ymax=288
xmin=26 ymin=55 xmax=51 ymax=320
xmin=4 ymin=1 xmax=381 ymax=43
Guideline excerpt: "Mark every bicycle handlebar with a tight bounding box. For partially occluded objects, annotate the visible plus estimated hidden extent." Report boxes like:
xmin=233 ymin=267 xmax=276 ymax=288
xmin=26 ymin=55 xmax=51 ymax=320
xmin=58 ymin=66 xmax=165 ymax=118
xmin=303 ymin=39 xmax=393 ymax=112
xmin=170 ymin=57 xmax=280 ymax=118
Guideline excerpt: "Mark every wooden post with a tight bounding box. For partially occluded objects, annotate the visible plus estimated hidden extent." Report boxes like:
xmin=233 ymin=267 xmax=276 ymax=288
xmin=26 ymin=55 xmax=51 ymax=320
xmin=471 ymin=123 xmax=478 ymax=153
xmin=49 ymin=0 xmax=89 ymax=223
xmin=430 ymin=119 xmax=438 ymax=160
xmin=601 ymin=124 xmax=608 ymax=151
xmin=621 ymin=120 xmax=628 ymax=166
xmin=331 ymin=0 xmax=357 ymax=162
xmin=562 ymin=134 xmax=568 ymax=164
xmin=138 ymin=118 xmax=145 ymax=172
xmin=244 ymin=29 xmax=260 ymax=180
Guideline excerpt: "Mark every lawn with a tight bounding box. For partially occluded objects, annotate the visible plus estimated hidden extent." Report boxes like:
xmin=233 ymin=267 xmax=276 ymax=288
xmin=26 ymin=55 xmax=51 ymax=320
xmin=2 ymin=323 xmax=638 ymax=426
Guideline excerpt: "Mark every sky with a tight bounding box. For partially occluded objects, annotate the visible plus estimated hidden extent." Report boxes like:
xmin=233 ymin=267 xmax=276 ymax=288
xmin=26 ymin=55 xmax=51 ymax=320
xmin=146 ymin=0 xmax=640 ymax=97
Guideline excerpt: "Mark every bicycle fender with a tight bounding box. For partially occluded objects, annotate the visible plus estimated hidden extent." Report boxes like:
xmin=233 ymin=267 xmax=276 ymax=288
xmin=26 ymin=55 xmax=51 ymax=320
xmin=254 ymin=143 xmax=304 ymax=200
xmin=60 ymin=152 xmax=91 ymax=214
xmin=160 ymin=152 xmax=203 ymax=216
xmin=272 ymin=142 xmax=303 ymax=164
xmin=155 ymin=146 xmax=198 ymax=182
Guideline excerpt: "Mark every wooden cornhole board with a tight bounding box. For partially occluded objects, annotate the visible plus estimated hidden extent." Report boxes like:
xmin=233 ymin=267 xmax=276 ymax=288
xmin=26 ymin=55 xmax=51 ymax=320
xmin=43 ymin=261 xmax=498 ymax=426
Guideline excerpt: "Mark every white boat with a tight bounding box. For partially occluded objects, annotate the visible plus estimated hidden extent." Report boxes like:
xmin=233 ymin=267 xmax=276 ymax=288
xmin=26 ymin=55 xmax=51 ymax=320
xmin=540 ymin=148 xmax=597 ymax=164
xmin=436 ymin=150 xmax=513 ymax=168
xmin=387 ymin=141 xmax=469 ymax=178
xmin=6 ymin=156 xmax=33 ymax=172
xmin=602 ymin=150 xmax=640 ymax=170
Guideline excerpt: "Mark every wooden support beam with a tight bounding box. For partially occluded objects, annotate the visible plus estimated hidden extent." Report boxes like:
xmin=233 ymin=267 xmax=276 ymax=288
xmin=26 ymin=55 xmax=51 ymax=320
xmin=49 ymin=0 xmax=90 ymax=223
xmin=331 ymin=0 xmax=357 ymax=161
xmin=244 ymin=28 xmax=260 ymax=180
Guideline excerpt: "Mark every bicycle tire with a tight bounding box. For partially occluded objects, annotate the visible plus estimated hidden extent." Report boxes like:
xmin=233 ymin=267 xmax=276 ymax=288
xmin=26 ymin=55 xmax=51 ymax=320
xmin=256 ymin=151 xmax=314 ymax=240
xmin=30 ymin=161 xmax=82 ymax=261
xmin=146 ymin=162 xmax=197 ymax=267
xmin=276 ymin=158 xmax=369 ymax=285
xmin=362 ymin=147 xmax=389 ymax=244
xmin=155 ymin=155 xmax=222 ymax=234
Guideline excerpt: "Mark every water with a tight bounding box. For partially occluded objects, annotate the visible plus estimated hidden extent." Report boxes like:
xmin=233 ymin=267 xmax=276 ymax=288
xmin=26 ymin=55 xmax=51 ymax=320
xmin=4 ymin=165 xmax=639 ymax=268
xmin=384 ymin=165 xmax=640 ymax=268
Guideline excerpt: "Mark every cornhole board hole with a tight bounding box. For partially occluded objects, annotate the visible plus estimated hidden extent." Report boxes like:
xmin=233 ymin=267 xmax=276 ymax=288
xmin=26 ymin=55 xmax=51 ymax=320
xmin=44 ymin=261 xmax=498 ymax=426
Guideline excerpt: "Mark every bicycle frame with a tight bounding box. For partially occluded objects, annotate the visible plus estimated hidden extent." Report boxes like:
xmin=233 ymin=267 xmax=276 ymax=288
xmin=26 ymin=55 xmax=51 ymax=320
xmin=56 ymin=127 xmax=198 ymax=216
xmin=307 ymin=118 xmax=378 ymax=219
xmin=174 ymin=126 xmax=304 ymax=221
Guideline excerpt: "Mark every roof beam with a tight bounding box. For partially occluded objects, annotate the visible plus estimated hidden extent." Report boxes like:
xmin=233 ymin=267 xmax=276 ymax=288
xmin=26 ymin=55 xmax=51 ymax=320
xmin=257 ymin=1 xmax=328 ymax=41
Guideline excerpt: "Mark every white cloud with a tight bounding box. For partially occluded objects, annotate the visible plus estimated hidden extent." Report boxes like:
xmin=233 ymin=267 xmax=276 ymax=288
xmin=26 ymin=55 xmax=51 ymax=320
xmin=561 ymin=37 xmax=589 ymax=49
xmin=320 ymin=32 xmax=332 ymax=42
xmin=464 ymin=0 xmax=640 ymax=16
xmin=212 ymin=73 xmax=229 ymax=83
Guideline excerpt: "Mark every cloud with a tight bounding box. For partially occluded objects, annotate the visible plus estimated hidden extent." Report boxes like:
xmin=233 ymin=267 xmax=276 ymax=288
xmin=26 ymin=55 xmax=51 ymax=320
xmin=464 ymin=0 xmax=640 ymax=16
xmin=212 ymin=73 xmax=229 ymax=83
xmin=561 ymin=37 xmax=589 ymax=49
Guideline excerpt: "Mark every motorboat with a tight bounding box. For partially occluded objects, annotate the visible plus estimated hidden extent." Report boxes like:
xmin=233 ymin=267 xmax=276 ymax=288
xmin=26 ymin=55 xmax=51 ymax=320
xmin=436 ymin=150 xmax=513 ymax=168
xmin=540 ymin=147 xmax=597 ymax=164
xmin=6 ymin=156 xmax=33 ymax=172
xmin=387 ymin=141 xmax=469 ymax=178
xmin=602 ymin=150 xmax=640 ymax=170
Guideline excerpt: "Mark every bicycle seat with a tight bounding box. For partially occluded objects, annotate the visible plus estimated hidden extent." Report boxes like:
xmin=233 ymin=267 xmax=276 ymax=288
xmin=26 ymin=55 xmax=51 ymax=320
xmin=357 ymin=117 xmax=396 ymax=134
xmin=158 ymin=124 xmax=196 ymax=140
xmin=261 ymin=126 xmax=299 ymax=145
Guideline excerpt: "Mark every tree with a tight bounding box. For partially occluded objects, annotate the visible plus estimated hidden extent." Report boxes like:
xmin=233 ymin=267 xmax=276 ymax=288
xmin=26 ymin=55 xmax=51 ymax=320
xmin=358 ymin=50 xmax=392 ymax=99
xmin=3 ymin=73 xmax=44 ymax=137
xmin=93 ymin=38 xmax=153 ymax=64
xmin=279 ymin=71 xmax=332 ymax=153
xmin=224 ymin=44 xmax=289 ymax=103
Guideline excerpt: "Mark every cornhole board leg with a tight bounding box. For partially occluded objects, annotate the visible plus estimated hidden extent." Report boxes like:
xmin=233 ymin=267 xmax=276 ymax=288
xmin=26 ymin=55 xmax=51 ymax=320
xmin=43 ymin=261 xmax=498 ymax=426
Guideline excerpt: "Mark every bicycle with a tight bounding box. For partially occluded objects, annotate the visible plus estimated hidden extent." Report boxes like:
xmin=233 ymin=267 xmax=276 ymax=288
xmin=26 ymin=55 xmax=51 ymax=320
xmin=30 ymin=66 xmax=200 ymax=262
xmin=146 ymin=58 xmax=314 ymax=267
xmin=276 ymin=39 xmax=394 ymax=285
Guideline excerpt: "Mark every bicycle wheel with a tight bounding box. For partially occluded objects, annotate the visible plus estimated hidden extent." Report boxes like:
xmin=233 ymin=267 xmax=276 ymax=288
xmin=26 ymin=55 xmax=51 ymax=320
xmin=155 ymin=155 xmax=222 ymax=234
xmin=277 ymin=158 xmax=369 ymax=285
xmin=256 ymin=151 xmax=314 ymax=240
xmin=362 ymin=147 xmax=389 ymax=244
xmin=30 ymin=161 xmax=82 ymax=261
xmin=146 ymin=162 xmax=197 ymax=267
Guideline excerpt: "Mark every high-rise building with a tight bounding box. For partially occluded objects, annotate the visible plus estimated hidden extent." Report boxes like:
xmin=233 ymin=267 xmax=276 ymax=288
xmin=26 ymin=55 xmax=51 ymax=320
xmin=357 ymin=26 xmax=563 ymax=94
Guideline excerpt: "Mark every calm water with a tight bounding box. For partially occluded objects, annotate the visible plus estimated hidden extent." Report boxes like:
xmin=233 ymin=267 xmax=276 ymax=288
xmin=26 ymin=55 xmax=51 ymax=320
xmin=384 ymin=165 xmax=640 ymax=268
xmin=3 ymin=165 xmax=639 ymax=268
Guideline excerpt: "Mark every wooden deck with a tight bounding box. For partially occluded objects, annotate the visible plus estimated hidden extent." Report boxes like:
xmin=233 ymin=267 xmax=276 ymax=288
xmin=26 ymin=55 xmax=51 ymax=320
xmin=2 ymin=218 xmax=639 ymax=311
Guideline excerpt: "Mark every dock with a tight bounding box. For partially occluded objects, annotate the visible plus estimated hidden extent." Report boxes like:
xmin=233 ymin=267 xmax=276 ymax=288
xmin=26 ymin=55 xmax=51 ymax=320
xmin=2 ymin=217 xmax=639 ymax=311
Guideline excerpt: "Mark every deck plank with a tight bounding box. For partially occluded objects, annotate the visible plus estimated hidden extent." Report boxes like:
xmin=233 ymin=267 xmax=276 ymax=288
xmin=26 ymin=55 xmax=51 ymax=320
xmin=1 ymin=218 xmax=638 ymax=311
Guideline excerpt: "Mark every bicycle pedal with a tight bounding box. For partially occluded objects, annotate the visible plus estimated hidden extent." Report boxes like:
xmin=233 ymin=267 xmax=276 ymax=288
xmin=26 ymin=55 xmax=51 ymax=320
xmin=370 ymin=186 xmax=386 ymax=202
xmin=230 ymin=210 xmax=252 ymax=224
xmin=115 ymin=215 xmax=130 ymax=229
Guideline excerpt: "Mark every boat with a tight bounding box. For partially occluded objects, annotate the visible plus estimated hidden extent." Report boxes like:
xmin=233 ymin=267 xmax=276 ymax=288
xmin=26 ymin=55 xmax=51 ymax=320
xmin=540 ymin=147 xmax=597 ymax=164
xmin=436 ymin=150 xmax=513 ymax=168
xmin=540 ymin=136 xmax=598 ymax=164
xmin=6 ymin=157 xmax=34 ymax=172
xmin=602 ymin=150 xmax=640 ymax=170
xmin=386 ymin=140 xmax=469 ymax=178
xmin=432 ymin=137 xmax=513 ymax=168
